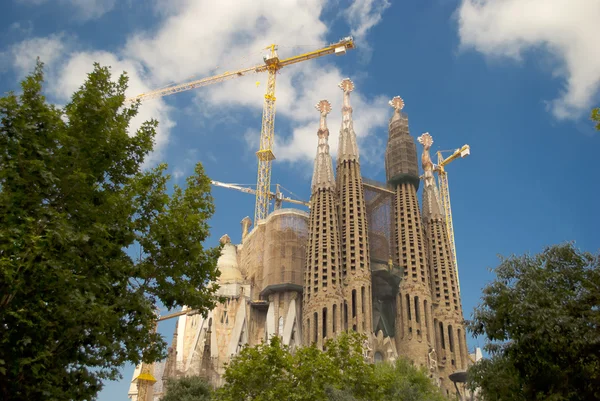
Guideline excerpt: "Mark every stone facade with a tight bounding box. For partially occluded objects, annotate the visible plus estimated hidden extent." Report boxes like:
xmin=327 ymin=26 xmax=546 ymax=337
xmin=129 ymin=84 xmax=471 ymax=401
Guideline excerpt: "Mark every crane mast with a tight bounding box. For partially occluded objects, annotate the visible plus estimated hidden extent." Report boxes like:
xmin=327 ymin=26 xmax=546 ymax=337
xmin=127 ymin=37 xmax=355 ymax=225
xmin=132 ymin=309 xmax=196 ymax=401
xmin=435 ymin=144 xmax=470 ymax=290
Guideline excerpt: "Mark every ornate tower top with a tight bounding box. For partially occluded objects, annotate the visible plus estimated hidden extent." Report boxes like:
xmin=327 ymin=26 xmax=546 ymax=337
xmin=311 ymin=100 xmax=336 ymax=192
xmin=417 ymin=132 xmax=434 ymax=176
xmin=418 ymin=132 xmax=443 ymax=219
xmin=389 ymin=96 xmax=405 ymax=124
xmin=316 ymin=99 xmax=332 ymax=133
xmin=385 ymin=95 xmax=419 ymax=188
xmin=337 ymin=78 xmax=360 ymax=164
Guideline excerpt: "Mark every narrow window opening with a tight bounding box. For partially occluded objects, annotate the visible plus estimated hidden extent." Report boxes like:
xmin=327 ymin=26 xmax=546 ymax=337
xmin=314 ymin=312 xmax=318 ymax=344
xmin=440 ymin=322 xmax=445 ymax=349
xmin=361 ymin=286 xmax=365 ymax=314
xmin=333 ymin=304 xmax=337 ymax=334
xmin=344 ymin=302 xmax=349 ymax=331
xmin=414 ymin=296 xmax=420 ymax=323
xmin=448 ymin=325 xmax=454 ymax=353
xmin=352 ymin=289 xmax=357 ymax=318
xmin=406 ymin=294 xmax=412 ymax=321
xmin=323 ymin=308 xmax=328 ymax=339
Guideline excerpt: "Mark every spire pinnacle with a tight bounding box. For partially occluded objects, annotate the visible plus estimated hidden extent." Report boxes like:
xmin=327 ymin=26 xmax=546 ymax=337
xmin=311 ymin=99 xmax=336 ymax=192
xmin=337 ymin=78 xmax=360 ymax=164
xmin=389 ymin=96 xmax=405 ymax=123
xmin=316 ymin=99 xmax=332 ymax=134
xmin=339 ymin=78 xmax=355 ymax=110
xmin=418 ymin=132 xmax=443 ymax=219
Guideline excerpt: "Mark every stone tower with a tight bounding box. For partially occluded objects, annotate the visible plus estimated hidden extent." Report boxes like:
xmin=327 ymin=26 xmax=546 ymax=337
xmin=418 ymin=132 xmax=468 ymax=391
xmin=385 ymin=97 xmax=433 ymax=367
xmin=336 ymin=79 xmax=373 ymax=335
xmin=303 ymin=100 xmax=345 ymax=349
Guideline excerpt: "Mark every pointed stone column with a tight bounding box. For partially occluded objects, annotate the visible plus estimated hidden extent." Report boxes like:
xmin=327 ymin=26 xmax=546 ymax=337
xmin=336 ymin=79 xmax=373 ymax=336
xmin=385 ymin=97 xmax=433 ymax=368
xmin=418 ymin=132 xmax=468 ymax=393
xmin=303 ymin=100 xmax=344 ymax=349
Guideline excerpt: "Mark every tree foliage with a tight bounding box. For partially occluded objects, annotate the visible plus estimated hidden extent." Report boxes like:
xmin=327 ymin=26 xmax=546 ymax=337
xmin=216 ymin=332 xmax=444 ymax=401
xmin=592 ymin=107 xmax=600 ymax=131
xmin=467 ymin=243 xmax=600 ymax=400
xmin=0 ymin=61 xmax=221 ymax=400
xmin=161 ymin=376 xmax=213 ymax=401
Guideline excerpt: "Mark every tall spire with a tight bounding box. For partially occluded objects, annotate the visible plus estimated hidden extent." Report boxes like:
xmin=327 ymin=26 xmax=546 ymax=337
xmin=304 ymin=99 xmax=344 ymax=349
xmin=386 ymin=96 xmax=433 ymax=368
xmin=418 ymin=133 xmax=443 ymax=220
xmin=419 ymin=132 xmax=468 ymax=382
xmin=311 ymin=100 xmax=336 ymax=193
xmin=335 ymin=78 xmax=372 ymax=336
xmin=337 ymin=78 xmax=360 ymax=164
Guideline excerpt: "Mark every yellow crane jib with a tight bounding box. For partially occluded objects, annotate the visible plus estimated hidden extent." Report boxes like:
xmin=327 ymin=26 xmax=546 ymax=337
xmin=210 ymin=180 xmax=309 ymax=209
xmin=126 ymin=36 xmax=355 ymax=227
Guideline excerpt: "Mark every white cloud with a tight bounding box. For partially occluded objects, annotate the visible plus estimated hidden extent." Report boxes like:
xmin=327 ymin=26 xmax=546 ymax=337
xmin=49 ymin=51 xmax=174 ymax=165
xmin=15 ymin=0 xmax=116 ymax=21
xmin=6 ymin=33 xmax=69 ymax=75
xmin=5 ymin=0 xmax=391 ymax=169
xmin=456 ymin=0 xmax=600 ymax=119
xmin=345 ymin=0 xmax=390 ymax=45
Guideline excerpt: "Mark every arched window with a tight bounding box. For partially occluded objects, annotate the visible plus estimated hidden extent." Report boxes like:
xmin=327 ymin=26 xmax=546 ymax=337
xmin=374 ymin=351 xmax=384 ymax=363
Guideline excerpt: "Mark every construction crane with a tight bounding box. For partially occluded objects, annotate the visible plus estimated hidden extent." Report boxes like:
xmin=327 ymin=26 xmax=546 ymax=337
xmin=434 ymin=145 xmax=470 ymax=288
xmin=133 ymin=309 xmax=197 ymax=401
xmin=127 ymin=37 xmax=355 ymax=225
xmin=211 ymin=180 xmax=309 ymax=210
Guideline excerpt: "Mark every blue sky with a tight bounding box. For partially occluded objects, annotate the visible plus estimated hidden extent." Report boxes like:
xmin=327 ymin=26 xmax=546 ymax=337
xmin=1 ymin=0 xmax=599 ymax=399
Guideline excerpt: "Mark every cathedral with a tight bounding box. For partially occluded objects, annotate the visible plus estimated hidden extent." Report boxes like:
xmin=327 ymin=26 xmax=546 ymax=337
xmin=129 ymin=79 xmax=470 ymax=399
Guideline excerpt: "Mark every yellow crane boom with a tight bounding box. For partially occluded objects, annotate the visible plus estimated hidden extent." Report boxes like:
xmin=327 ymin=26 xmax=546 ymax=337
xmin=127 ymin=37 xmax=355 ymax=225
xmin=435 ymin=145 xmax=470 ymax=290
xmin=211 ymin=180 xmax=309 ymax=210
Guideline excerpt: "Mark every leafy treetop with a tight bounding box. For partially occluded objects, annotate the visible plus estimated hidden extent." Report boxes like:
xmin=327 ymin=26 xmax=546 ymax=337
xmin=0 ymin=61 xmax=221 ymax=400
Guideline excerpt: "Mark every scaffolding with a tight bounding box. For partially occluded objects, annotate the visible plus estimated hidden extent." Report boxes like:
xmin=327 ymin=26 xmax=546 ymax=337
xmin=363 ymin=178 xmax=402 ymax=338
xmin=240 ymin=223 xmax=266 ymax=300
xmin=262 ymin=209 xmax=309 ymax=297
xmin=363 ymin=178 xmax=395 ymax=266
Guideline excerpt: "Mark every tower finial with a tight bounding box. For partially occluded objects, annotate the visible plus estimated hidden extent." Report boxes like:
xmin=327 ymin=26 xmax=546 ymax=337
xmin=389 ymin=96 xmax=405 ymax=111
xmin=339 ymin=78 xmax=355 ymax=109
xmin=389 ymin=96 xmax=405 ymax=124
xmin=315 ymin=100 xmax=332 ymax=132
xmin=417 ymin=132 xmax=434 ymax=176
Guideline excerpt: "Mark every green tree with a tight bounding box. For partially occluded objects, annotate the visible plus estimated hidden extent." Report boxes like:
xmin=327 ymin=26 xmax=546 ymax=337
xmin=216 ymin=332 xmax=444 ymax=401
xmin=161 ymin=376 xmax=213 ymax=401
xmin=0 ymin=61 xmax=221 ymax=400
xmin=593 ymin=107 xmax=600 ymax=131
xmin=375 ymin=359 xmax=446 ymax=401
xmin=467 ymin=243 xmax=600 ymax=401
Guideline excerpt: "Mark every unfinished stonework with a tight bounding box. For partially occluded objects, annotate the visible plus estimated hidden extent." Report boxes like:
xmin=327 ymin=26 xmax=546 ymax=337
xmin=336 ymin=79 xmax=373 ymax=335
xmin=129 ymin=83 xmax=475 ymax=401
xmin=385 ymin=98 xmax=434 ymax=369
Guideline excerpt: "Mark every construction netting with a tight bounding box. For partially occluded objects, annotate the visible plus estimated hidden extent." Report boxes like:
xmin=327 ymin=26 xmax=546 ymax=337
xmin=363 ymin=178 xmax=395 ymax=267
xmin=364 ymin=178 xmax=402 ymax=338
xmin=240 ymin=223 xmax=266 ymax=300
xmin=384 ymin=111 xmax=420 ymax=187
xmin=262 ymin=209 xmax=309 ymax=295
